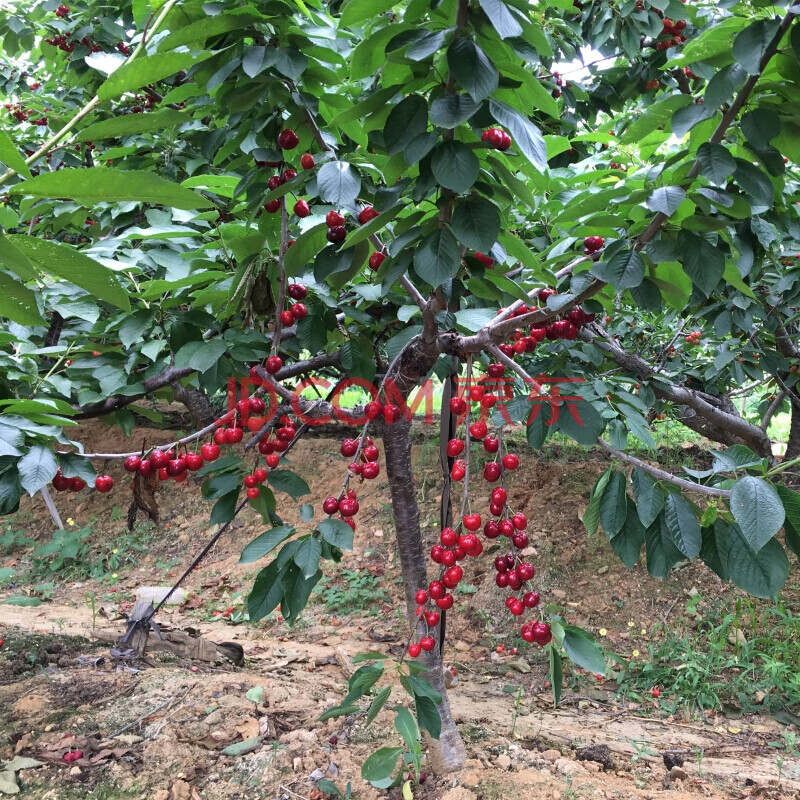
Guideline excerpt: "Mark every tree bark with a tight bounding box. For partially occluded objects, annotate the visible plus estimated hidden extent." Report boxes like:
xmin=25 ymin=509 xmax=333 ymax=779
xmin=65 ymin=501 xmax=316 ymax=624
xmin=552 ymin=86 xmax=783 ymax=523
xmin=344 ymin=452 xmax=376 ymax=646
xmin=786 ymin=390 xmax=800 ymax=460
xmin=382 ymin=416 xmax=467 ymax=774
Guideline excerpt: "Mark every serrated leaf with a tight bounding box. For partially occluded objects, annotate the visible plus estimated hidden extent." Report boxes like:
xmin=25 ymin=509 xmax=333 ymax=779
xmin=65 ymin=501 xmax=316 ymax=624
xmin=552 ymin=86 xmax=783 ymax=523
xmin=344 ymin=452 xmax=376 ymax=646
xmin=365 ymin=686 xmax=392 ymax=727
xmin=583 ymin=468 xmax=612 ymax=536
xmin=239 ymin=526 xmax=294 ymax=564
xmin=318 ymin=518 xmax=354 ymax=550
xmin=77 ymin=109 xmax=192 ymax=141
xmin=478 ymin=0 xmax=523 ymax=38
xmin=646 ymin=186 xmax=686 ymax=217
xmin=714 ymin=520 xmax=789 ymax=598
xmin=0 ymin=130 xmax=31 ymax=179
xmin=361 ymin=747 xmax=403 ymax=782
xmin=600 ymin=471 xmax=627 ymax=537
xmin=451 ymin=197 xmax=500 ymax=251
xmin=732 ymin=19 xmax=781 ymax=75
xmin=294 ymin=537 xmax=322 ymax=578
xmin=696 ymin=143 xmax=736 ymax=185
xmin=413 ymin=228 xmax=460 ymax=287
xmin=592 ymin=249 xmax=644 ymax=290
xmin=488 ymin=99 xmax=547 ymax=172
xmin=10 ymin=168 xmax=211 ymax=210
xmin=98 ymin=52 xmax=212 ymax=100
xmin=562 ymin=626 xmax=605 ymax=675
xmin=631 ymin=468 xmax=664 ymax=528
xmin=317 ymin=161 xmax=362 ymax=207
xmin=664 ymin=493 xmax=701 ymax=559
xmin=268 ymin=470 xmax=310 ymax=500
xmin=17 ymin=445 xmax=58 ymax=496
xmin=429 ymin=94 xmax=479 ymax=129
xmin=729 ymin=476 xmax=784 ymax=552
xmin=447 ymin=39 xmax=498 ymax=103
xmin=430 ymin=141 xmax=479 ymax=194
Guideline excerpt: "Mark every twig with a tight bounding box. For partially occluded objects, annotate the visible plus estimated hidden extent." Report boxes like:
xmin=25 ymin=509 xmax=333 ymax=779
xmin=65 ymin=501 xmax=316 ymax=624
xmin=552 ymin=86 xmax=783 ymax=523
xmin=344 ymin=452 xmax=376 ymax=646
xmin=761 ymin=389 xmax=787 ymax=432
xmin=107 ymin=697 xmax=174 ymax=739
xmin=279 ymin=786 xmax=310 ymax=800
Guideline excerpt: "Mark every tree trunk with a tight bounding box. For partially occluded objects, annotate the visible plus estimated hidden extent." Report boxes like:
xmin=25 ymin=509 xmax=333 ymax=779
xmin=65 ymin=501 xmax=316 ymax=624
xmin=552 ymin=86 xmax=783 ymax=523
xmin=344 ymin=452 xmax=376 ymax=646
xmin=382 ymin=416 xmax=467 ymax=774
xmin=172 ymin=382 xmax=214 ymax=430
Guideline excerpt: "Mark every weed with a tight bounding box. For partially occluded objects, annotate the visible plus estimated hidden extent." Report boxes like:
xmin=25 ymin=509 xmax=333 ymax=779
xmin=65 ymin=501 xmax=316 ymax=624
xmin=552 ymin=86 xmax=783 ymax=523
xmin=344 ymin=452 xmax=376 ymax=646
xmin=314 ymin=569 xmax=390 ymax=616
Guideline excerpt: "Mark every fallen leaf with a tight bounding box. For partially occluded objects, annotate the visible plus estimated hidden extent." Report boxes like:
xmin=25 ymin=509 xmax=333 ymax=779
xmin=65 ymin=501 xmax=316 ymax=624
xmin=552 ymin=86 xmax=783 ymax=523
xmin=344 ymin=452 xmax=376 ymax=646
xmin=236 ymin=718 xmax=260 ymax=741
xmin=221 ymin=737 xmax=263 ymax=756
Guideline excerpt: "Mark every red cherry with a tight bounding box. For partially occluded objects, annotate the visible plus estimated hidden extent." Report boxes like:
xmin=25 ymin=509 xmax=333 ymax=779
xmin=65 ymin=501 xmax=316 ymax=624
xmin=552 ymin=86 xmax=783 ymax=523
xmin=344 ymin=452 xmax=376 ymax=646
xmin=340 ymin=439 xmax=358 ymax=457
xmin=420 ymin=636 xmax=435 ymax=651
xmin=124 ymin=455 xmax=141 ymax=472
xmin=52 ymin=471 xmax=71 ymax=492
xmin=280 ymin=310 xmax=295 ymax=325
xmin=253 ymin=468 xmax=268 ymax=483
xmin=281 ymin=169 xmax=297 ymax=182
xmin=383 ymin=404 xmax=402 ymax=423
xmin=436 ymin=594 xmax=454 ymax=610
xmin=364 ymin=400 xmax=383 ymax=420
xmin=487 ymin=363 xmax=505 ymax=378
xmin=449 ymin=397 xmax=467 ymax=415
xmin=518 ymin=562 xmax=535 ymax=580
xmin=278 ymin=128 xmax=299 ymax=149
xmin=267 ymin=175 xmax=283 ymax=190
xmin=652 ymin=688 xmax=661 ymax=698
xmin=408 ymin=642 xmax=422 ymax=657
xmin=475 ymin=251 xmax=494 ymax=267
xmin=484 ymin=461 xmax=501 ymax=482
xmin=323 ymin=496 xmax=339 ymax=514
xmin=94 ymin=475 xmax=113 ymax=492
xmin=499 ymin=519 xmax=515 ymax=536
xmin=430 ymin=544 xmax=444 ymax=563
xmin=244 ymin=474 xmax=258 ymax=489
xmin=450 ymin=460 xmax=466 ymax=481
xmin=138 ymin=459 xmax=154 ymax=477
xmin=462 ymin=513 xmax=481 ymax=531
xmin=261 ymin=355 xmax=282 ymax=375
xmin=69 ymin=477 xmax=86 ymax=492
xmin=415 ymin=590 xmax=428 ymax=605
xmin=429 ymin=580 xmax=445 ymax=600
xmin=512 ymin=531 xmax=530 ymax=549
xmin=249 ymin=396 xmax=266 ymax=414
xmin=339 ymin=498 xmax=359 ymax=517
xmin=483 ymin=436 xmax=499 ymax=454
xmin=446 ymin=438 xmax=465 ymax=457
xmin=469 ymin=385 xmax=485 ymax=401
xmin=491 ymin=487 xmax=507 ymax=505
xmin=523 ymin=591 xmax=540 ymax=608
xmin=325 ymin=225 xmax=346 ymax=244
xmin=158 ymin=467 xmax=169 ymax=481
xmin=266 ymin=453 xmax=280 ymax=468
xmin=426 ymin=611 xmax=440 ymax=626
xmin=246 ymin=487 xmax=260 ymax=500
xmin=441 ymin=527 xmax=458 ymax=547
xmin=531 ymin=621 xmax=552 ymax=645
xmin=502 ymin=453 xmax=520 ymax=470
xmin=224 ymin=428 xmax=244 ymax=444
xmin=484 ymin=520 xmax=500 ymax=539
xmin=368 ymin=251 xmax=386 ymax=270
xmin=459 ymin=533 xmax=479 ymax=554
xmin=167 ymin=457 xmax=187 ymax=477
xmin=441 ymin=550 xmax=456 ymax=567
xmin=325 ymin=210 xmax=345 ymax=228
xmin=151 ymin=449 xmax=170 ymax=467
xmin=362 ymin=462 xmax=380 ymax=479
xmin=468 ymin=420 xmax=487 ymax=440
xmin=358 ymin=206 xmax=379 ymax=224
xmin=287 ymin=282 xmax=307 ymax=300
xmin=264 ymin=199 xmax=281 ymax=213
xmin=201 ymin=443 xmax=220 ymax=462
xmin=512 ymin=512 xmax=527 ymax=530
xmin=293 ymin=199 xmax=310 ymax=218
xmin=363 ymin=444 xmax=380 ymax=461
xmin=185 ymin=453 xmax=203 ymax=471
xmin=300 ymin=153 xmax=314 ymax=169
xmin=291 ymin=302 xmax=307 ymax=320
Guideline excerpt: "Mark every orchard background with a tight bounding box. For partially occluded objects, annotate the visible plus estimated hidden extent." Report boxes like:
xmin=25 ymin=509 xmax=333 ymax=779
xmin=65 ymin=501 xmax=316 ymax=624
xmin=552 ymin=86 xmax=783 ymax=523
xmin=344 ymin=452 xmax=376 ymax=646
xmin=1 ymin=0 xmax=800 ymax=796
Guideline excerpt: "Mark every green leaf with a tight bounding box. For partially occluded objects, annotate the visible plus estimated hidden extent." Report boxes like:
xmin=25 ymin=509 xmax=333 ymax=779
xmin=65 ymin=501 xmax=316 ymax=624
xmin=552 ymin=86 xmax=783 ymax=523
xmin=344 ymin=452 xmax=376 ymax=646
xmin=239 ymin=526 xmax=294 ymax=564
xmin=631 ymin=467 xmax=664 ymax=528
xmin=714 ymin=520 xmax=789 ymax=598
xmin=430 ymin=141 xmax=479 ymax=194
xmin=620 ymin=95 xmax=691 ymax=144
xmin=268 ymin=470 xmax=311 ymax=500
xmin=361 ymin=747 xmax=403 ymax=782
xmin=646 ymin=514 xmax=687 ymax=578
xmin=451 ymin=197 xmax=500 ymax=251
xmin=98 ymin=52 xmax=212 ymax=100
xmin=732 ymin=19 xmax=780 ymax=75
xmin=429 ymin=94 xmax=480 ymax=129
xmin=221 ymin=736 xmax=263 ymax=756
xmin=592 ymin=249 xmax=644 ymax=290
xmin=729 ymin=475 xmax=785 ymax=552
xmin=549 ymin=644 xmax=563 ymax=708
xmin=696 ymin=143 xmax=736 ymax=185
xmin=247 ymin=559 xmax=286 ymax=621
xmin=413 ymin=228 xmax=460 ymax=287
xmin=284 ymin=223 xmax=328 ymax=277
xmin=678 ymin=231 xmax=724 ymax=295
xmin=0 ymin=273 xmax=44 ymax=326
xmin=414 ymin=693 xmax=441 ymax=739
xmin=663 ymin=493 xmax=701 ymax=559
xmin=671 ymin=103 xmax=716 ymax=138
xmin=174 ymin=339 xmax=226 ymax=374
xmin=318 ymin=704 xmax=362 ymax=721
xmin=557 ymin=397 xmax=606 ymax=446
xmin=478 ymin=0 xmax=522 ymax=38
xmin=646 ymin=186 xmax=686 ymax=217
xmin=447 ymin=38 xmax=499 ymax=104
xmin=393 ymin=705 xmax=419 ymax=750
xmin=0 ymin=130 xmax=32 ymax=179
xmin=384 ymin=95 xmax=428 ymax=156
xmin=562 ymin=625 xmax=605 ymax=676
xmin=77 ymin=109 xmax=192 ymax=141
xmin=294 ymin=537 xmax=322 ymax=578
xmin=340 ymin=0 xmax=398 ymax=27
xmin=17 ymin=445 xmax=58 ymax=495
xmin=599 ymin=471 xmax=627 ymax=538
xmin=733 ymin=160 xmax=774 ymax=214
xmin=318 ymin=518 xmax=354 ymax=550
xmin=488 ymin=99 xmax=547 ymax=172
xmin=704 ymin=64 xmax=748 ymax=108
xmin=158 ymin=6 xmax=265 ymax=51
xmin=2 ymin=596 xmax=42 ymax=607
xmin=611 ymin=497 xmax=646 ymax=569
xmin=583 ymin=468 xmax=611 ymax=536
xmin=7 ymin=235 xmax=130 ymax=310
xmin=9 ymin=168 xmax=211 ymax=210
xmin=275 ymin=47 xmax=307 ymax=80
xmin=365 ymin=686 xmax=392 ymax=727
xmin=245 ymin=686 xmax=264 ymax=704
xmin=317 ymin=161 xmax=362 ymax=207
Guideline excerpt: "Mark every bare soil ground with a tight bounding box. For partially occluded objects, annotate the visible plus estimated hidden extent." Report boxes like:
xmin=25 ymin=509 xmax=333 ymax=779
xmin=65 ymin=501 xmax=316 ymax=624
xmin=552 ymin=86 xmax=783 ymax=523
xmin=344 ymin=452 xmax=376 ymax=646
xmin=0 ymin=420 xmax=798 ymax=800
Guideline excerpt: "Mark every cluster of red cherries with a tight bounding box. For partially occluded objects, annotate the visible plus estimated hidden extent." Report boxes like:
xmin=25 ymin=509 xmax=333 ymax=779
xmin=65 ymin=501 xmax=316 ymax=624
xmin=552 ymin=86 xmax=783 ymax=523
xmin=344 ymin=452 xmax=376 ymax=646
xmin=655 ymin=17 xmax=687 ymax=49
xmin=408 ymin=369 xmax=552 ymax=659
xmin=278 ymin=281 xmax=308 ymax=329
xmin=481 ymin=128 xmax=512 ymax=151
xmin=51 ymin=469 xmax=87 ymax=493
xmin=55 ymin=4 xmax=70 ymax=16
xmin=582 ymin=235 xmax=605 ymax=257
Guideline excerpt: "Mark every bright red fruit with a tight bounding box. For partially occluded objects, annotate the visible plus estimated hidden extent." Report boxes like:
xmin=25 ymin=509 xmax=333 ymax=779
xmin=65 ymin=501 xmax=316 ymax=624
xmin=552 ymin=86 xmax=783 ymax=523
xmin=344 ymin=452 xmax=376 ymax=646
xmin=362 ymin=462 xmax=380 ymax=479
xmin=468 ymin=420 xmax=487 ymax=440
xmin=280 ymin=310 xmax=295 ymax=325
xmin=491 ymin=487 xmax=507 ymax=505
xmin=151 ymin=449 xmax=170 ymax=467
xmin=265 ymin=355 xmax=283 ymax=374
xmin=246 ymin=487 xmax=260 ymax=499
xmin=326 ymin=225 xmax=346 ymax=243
xmin=523 ymin=591 xmax=540 ymax=608
xmin=287 ymin=282 xmax=307 ymax=300
xmin=420 ymin=636 xmax=435 ymax=651
xmin=426 ymin=611 xmax=440 ymax=626
xmin=278 ymin=128 xmax=299 ymax=149
xmin=364 ymin=400 xmax=383 ymax=420
xmin=293 ymin=199 xmax=310 ymax=218
xmin=94 ymin=475 xmax=113 ymax=492
xmin=340 ymin=439 xmax=358 ymax=457
xmin=415 ymin=590 xmax=428 ymax=605
xmin=513 ymin=512 xmax=527 ymax=530
xmin=446 ymin=438 xmax=465 ymax=457
xmin=224 ymin=428 xmax=244 ymax=444
xmin=300 ymin=153 xmax=314 ymax=169
xmin=167 ymin=457 xmax=187 ymax=477
xmin=291 ymin=302 xmax=308 ymax=320
xmin=383 ymin=404 xmax=402 ymax=423
xmin=358 ymin=206 xmax=379 ymax=224
xmin=484 ymin=461 xmax=501 ymax=482
xmin=264 ymin=199 xmax=280 ymax=213
xmin=502 ymin=453 xmax=520 ymax=470
xmin=429 ymin=580 xmax=445 ymax=599
xmin=368 ymin=251 xmax=386 ymax=270
xmin=475 ymin=251 xmax=494 ymax=267
xmin=462 ymin=513 xmax=481 ymax=531
xmin=450 ymin=460 xmax=466 ymax=481
xmin=325 ymin=210 xmax=345 ymax=228
xmin=487 ymin=363 xmax=505 ymax=378
xmin=449 ymin=397 xmax=467 ymax=414
xmin=185 ymin=453 xmax=203 ymax=471
xmin=408 ymin=642 xmax=422 ymax=657
xmin=124 ymin=455 xmax=141 ymax=472
xmin=201 ymin=443 xmax=220 ymax=462
xmin=266 ymin=453 xmax=280 ymax=468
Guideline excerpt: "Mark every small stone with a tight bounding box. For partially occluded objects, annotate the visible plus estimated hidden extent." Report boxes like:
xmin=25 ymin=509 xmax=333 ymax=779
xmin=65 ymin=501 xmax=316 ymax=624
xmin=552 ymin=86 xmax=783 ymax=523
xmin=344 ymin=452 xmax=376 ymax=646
xmin=754 ymin=690 xmax=766 ymax=704
xmin=597 ymin=566 xmax=609 ymax=575
xmin=555 ymin=758 xmax=586 ymax=776
xmin=116 ymin=734 xmax=143 ymax=745
xmin=551 ymin=589 xmax=566 ymax=600
xmin=670 ymin=766 xmax=688 ymax=781
xmin=542 ymin=749 xmax=561 ymax=762
xmin=293 ymin=757 xmax=303 ymax=772
xmin=497 ymin=754 xmax=512 ymax=770
xmin=68 ymin=766 xmax=82 ymax=776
